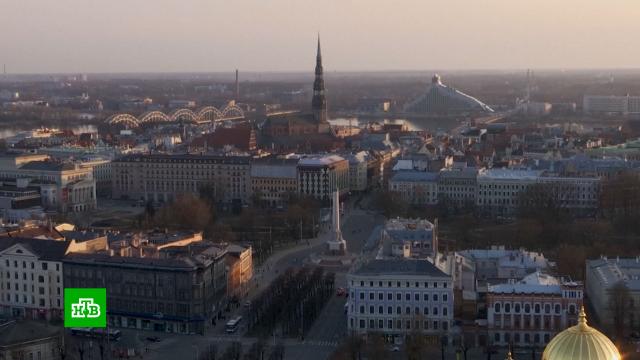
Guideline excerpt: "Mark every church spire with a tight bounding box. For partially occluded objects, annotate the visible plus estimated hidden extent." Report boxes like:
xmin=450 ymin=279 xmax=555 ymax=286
xmin=312 ymin=34 xmax=327 ymax=124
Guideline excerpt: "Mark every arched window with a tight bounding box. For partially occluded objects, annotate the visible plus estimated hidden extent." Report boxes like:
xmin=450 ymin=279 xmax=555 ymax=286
xmin=494 ymin=303 xmax=501 ymax=313
xmin=555 ymin=304 xmax=561 ymax=314
xmin=505 ymin=303 xmax=511 ymax=313
xmin=515 ymin=303 xmax=521 ymax=313
xmin=534 ymin=304 xmax=541 ymax=313
xmin=525 ymin=304 xmax=531 ymax=313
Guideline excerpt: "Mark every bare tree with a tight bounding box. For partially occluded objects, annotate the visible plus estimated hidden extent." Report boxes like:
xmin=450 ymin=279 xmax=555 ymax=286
xmin=610 ymin=281 xmax=633 ymax=340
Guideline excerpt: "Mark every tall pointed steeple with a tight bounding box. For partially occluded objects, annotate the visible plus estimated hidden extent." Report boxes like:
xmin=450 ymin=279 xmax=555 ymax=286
xmin=312 ymin=34 xmax=328 ymax=124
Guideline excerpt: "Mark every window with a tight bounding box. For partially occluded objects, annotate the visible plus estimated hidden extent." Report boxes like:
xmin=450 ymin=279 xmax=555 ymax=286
xmin=414 ymin=294 xmax=419 ymax=301
xmin=387 ymin=306 xmax=392 ymax=314
xmin=405 ymin=293 xmax=410 ymax=301
xmin=424 ymin=307 xmax=429 ymax=315
xmin=525 ymin=304 xmax=531 ymax=313
xmin=555 ymin=304 xmax=561 ymax=314
xmin=369 ymin=306 xmax=374 ymax=314
xmin=378 ymin=293 xmax=383 ymax=300
xmin=396 ymin=293 xmax=401 ymax=301
xmin=359 ymin=320 xmax=365 ymax=329
xmin=505 ymin=303 xmax=511 ymax=313
xmin=443 ymin=307 xmax=448 ymax=316
xmin=405 ymin=307 xmax=411 ymax=315
xmin=42 ymin=263 xmax=48 ymax=270
xmin=515 ymin=303 xmax=521 ymax=313
xmin=359 ymin=306 xmax=364 ymax=314
xmin=494 ymin=333 xmax=500 ymax=343
xmin=378 ymin=319 xmax=384 ymax=329
xmin=378 ymin=306 xmax=383 ymax=314
xmin=443 ymin=294 xmax=448 ymax=302
xmin=360 ymin=293 xmax=364 ymax=300
xmin=433 ymin=294 xmax=438 ymax=301
xmin=433 ymin=307 xmax=438 ymax=316
xmin=534 ymin=304 xmax=541 ymax=313
xmin=545 ymin=304 xmax=551 ymax=314
xmin=415 ymin=307 xmax=420 ymax=315
xmin=494 ymin=303 xmax=501 ymax=313
xmin=396 ymin=306 xmax=401 ymax=314
xmin=369 ymin=293 xmax=374 ymax=300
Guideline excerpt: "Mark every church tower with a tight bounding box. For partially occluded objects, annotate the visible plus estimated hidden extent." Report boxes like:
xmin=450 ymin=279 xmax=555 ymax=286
xmin=312 ymin=36 xmax=328 ymax=125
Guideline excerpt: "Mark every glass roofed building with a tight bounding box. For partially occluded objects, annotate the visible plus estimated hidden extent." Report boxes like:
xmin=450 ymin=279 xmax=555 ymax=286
xmin=404 ymin=74 xmax=494 ymax=115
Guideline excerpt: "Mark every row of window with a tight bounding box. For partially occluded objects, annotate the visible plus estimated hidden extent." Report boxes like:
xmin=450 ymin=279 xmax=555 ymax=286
xmin=351 ymin=318 xmax=449 ymax=332
xmin=354 ymin=280 xmax=449 ymax=289
xmin=357 ymin=291 xmax=449 ymax=303
xmin=493 ymin=302 xmax=578 ymax=315
xmin=4 ymin=293 xmax=60 ymax=307
xmin=493 ymin=331 xmax=551 ymax=345
xmin=3 ymin=259 xmax=57 ymax=271
xmin=357 ymin=305 xmax=449 ymax=317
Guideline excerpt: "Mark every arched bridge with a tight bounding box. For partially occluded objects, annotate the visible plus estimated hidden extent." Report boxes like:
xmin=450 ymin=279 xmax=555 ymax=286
xmin=105 ymin=104 xmax=245 ymax=128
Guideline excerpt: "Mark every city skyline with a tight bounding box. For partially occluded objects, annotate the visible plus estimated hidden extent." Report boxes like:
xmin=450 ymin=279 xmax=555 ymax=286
xmin=1 ymin=0 xmax=640 ymax=74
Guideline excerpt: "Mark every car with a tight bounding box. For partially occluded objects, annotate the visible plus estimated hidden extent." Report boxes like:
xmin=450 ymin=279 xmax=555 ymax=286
xmin=391 ymin=346 xmax=400 ymax=352
xmin=244 ymin=301 xmax=252 ymax=308
xmin=146 ymin=336 xmax=161 ymax=342
xmin=336 ymin=287 xmax=346 ymax=296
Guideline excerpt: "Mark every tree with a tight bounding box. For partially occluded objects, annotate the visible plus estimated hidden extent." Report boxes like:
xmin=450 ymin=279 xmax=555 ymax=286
xmin=373 ymin=190 xmax=409 ymax=218
xmin=600 ymin=172 xmax=640 ymax=234
xmin=154 ymin=194 xmax=212 ymax=231
xmin=405 ymin=316 xmax=427 ymax=360
xmin=610 ymin=281 xmax=632 ymax=340
xmin=365 ymin=333 xmax=389 ymax=360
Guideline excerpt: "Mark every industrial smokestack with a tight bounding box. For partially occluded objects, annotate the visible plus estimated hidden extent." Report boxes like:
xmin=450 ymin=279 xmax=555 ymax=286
xmin=235 ymin=69 xmax=239 ymax=101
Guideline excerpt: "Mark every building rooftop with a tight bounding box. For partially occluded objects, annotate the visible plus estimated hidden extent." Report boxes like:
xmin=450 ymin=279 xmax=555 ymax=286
xmin=587 ymin=257 xmax=640 ymax=290
xmin=477 ymin=168 xmax=543 ymax=180
xmin=19 ymin=160 xmax=77 ymax=172
xmin=390 ymin=171 xmax=439 ymax=182
xmin=353 ymin=259 xmax=448 ymax=277
xmin=0 ymin=320 xmax=62 ymax=347
xmin=0 ymin=237 xmax=70 ymax=261
xmin=298 ymin=154 xmax=346 ymax=167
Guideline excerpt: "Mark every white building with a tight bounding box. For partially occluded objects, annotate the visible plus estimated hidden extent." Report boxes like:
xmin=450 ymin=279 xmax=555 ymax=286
xmin=585 ymin=257 xmax=640 ymax=333
xmin=438 ymin=168 xmax=478 ymax=208
xmin=379 ymin=218 xmax=438 ymax=259
xmin=389 ymin=171 xmax=439 ymax=205
xmin=346 ymin=151 xmax=369 ymax=192
xmin=346 ymin=259 xmax=454 ymax=343
xmin=458 ymin=246 xmax=551 ymax=283
xmin=0 ymin=153 xmax=96 ymax=213
xmin=583 ymin=95 xmax=640 ymax=115
xmin=0 ymin=238 xmax=69 ymax=320
xmin=476 ymin=168 xmax=599 ymax=217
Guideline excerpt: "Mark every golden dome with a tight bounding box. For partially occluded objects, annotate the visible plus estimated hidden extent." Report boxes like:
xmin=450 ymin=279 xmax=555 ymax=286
xmin=542 ymin=307 xmax=620 ymax=360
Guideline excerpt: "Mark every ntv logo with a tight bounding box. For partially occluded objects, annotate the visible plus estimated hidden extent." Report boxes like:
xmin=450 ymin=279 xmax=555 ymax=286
xmin=71 ymin=298 xmax=101 ymax=319
xmin=64 ymin=288 xmax=107 ymax=328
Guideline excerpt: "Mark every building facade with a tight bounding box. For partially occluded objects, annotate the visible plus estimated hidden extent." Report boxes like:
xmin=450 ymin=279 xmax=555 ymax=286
xmin=585 ymin=257 xmax=640 ymax=334
xmin=297 ymin=155 xmax=349 ymax=201
xmin=0 ymin=238 xmax=68 ymax=320
xmin=0 ymin=320 xmax=64 ymax=360
xmin=0 ymin=153 xmax=96 ymax=213
xmin=476 ymin=169 xmax=599 ymax=217
xmin=111 ymin=154 xmax=251 ymax=205
xmin=225 ymin=244 xmax=253 ymax=299
xmin=487 ymin=272 xmax=583 ymax=348
xmin=346 ymin=259 xmax=454 ymax=344
xmin=389 ymin=171 xmax=439 ymax=205
xmin=63 ymin=244 xmax=227 ymax=335
xmin=583 ymin=95 xmax=640 ymax=115
xmin=437 ymin=168 xmax=478 ymax=209
xmin=250 ymin=157 xmax=298 ymax=207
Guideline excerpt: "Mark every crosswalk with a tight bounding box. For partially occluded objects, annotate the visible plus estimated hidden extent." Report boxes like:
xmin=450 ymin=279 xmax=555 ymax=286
xmin=301 ymin=340 xmax=339 ymax=347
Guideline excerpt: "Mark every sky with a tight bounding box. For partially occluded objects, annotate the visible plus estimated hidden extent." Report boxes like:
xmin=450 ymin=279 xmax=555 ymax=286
xmin=1 ymin=0 xmax=639 ymax=74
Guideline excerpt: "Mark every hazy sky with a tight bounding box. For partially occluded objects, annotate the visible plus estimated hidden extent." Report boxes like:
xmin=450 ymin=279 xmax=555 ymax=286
xmin=1 ymin=0 xmax=639 ymax=74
